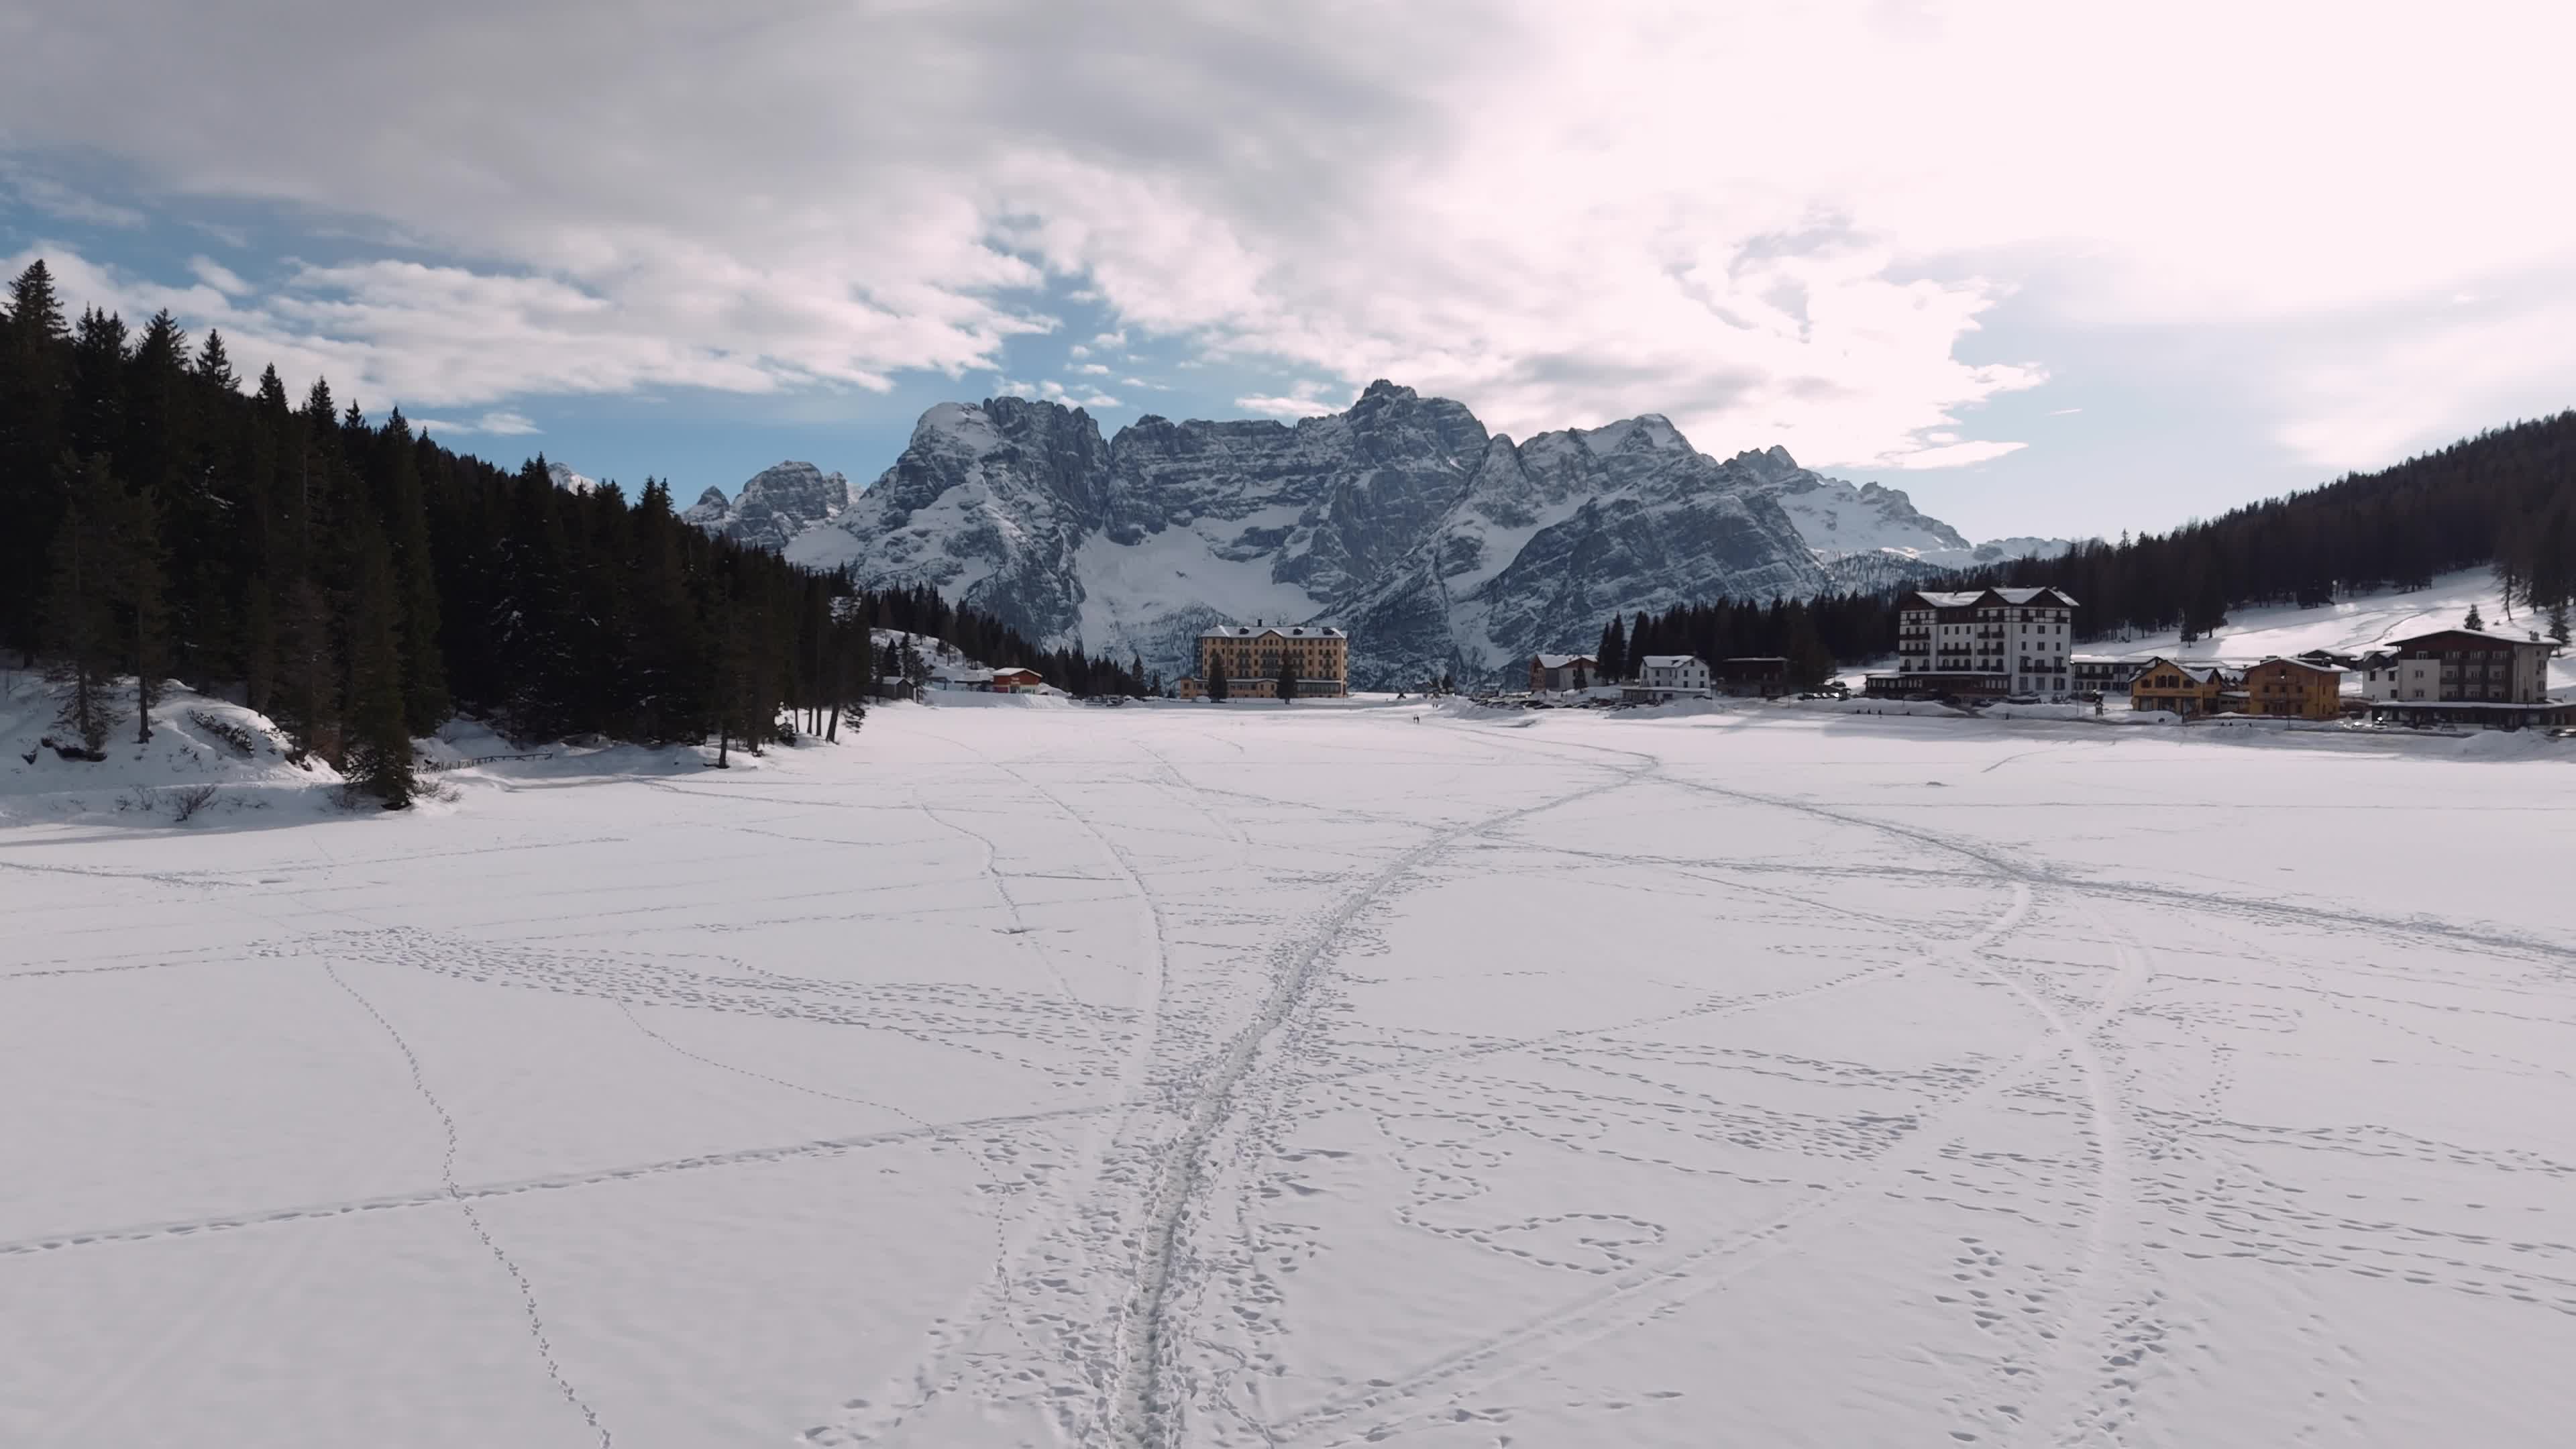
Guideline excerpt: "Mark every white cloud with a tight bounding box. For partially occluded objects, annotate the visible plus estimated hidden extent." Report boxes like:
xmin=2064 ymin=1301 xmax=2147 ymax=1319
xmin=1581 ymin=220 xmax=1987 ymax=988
xmin=1036 ymin=378 xmax=1121 ymax=409
xmin=1074 ymin=362 xmax=1110 ymax=375
xmin=1236 ymin=379 xmax=1350 ymax=419
xmin=1 ymin=162 xmax=144 ymax=227
xmin=411 ymin=409 xmax=539 ymax=436
xmin=1878 ymin=440 xmax=2026 ymax=470
xmin=7 ymin=1 xmax=2573 ymax=477
xmin=187 ymin=256 xmax=250 ymax=294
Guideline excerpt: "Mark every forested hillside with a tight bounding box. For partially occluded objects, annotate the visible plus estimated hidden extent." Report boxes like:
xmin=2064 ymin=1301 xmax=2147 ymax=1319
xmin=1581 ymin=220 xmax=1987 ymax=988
xmin=0 ymin=259 xmax=1142 ymax=808
xmin=1959 ymin=411 xmax=2576 ymax=643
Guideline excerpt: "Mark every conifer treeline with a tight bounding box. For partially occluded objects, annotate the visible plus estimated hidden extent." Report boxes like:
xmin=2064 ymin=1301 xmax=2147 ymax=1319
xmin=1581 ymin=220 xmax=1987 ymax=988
xmin=857 ymin=582 xmax=1152 ymax=698
xmin=0 ymin=258 xmax=1142 ymax=807
xmin=1594 ymin=594 xmax=1889 ymax=686
xmin=1951 ymin=411 xmax=2576 ymax=643
xmin=1609 ymin=410 xmax=2576 ymax=676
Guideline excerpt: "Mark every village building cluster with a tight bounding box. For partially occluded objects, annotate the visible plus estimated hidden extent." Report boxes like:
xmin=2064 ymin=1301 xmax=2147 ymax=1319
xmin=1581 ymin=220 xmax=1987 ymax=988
xmin=1525 ymin=651 xmax=1790 ymax=703
xmin=1862 ymin=589 xmax=2571 ymax=729
xmin=888 ymin=600 xmax=2566 ymax=731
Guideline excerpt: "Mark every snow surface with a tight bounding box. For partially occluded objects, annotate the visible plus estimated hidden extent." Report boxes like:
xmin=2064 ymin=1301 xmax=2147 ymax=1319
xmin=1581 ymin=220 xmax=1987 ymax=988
xmin=7 ymin=702 xmax=2576 ymax=1447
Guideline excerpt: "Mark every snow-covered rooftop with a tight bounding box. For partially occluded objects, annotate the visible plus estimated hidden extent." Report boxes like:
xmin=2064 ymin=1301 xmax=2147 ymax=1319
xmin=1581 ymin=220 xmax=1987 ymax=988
xmin=1640 ymin=655 xmax=1702 ymax=668
xmin=1534 ymin=654 xmax=1596 ymax=669
xmin=1200 ymin=624 xmax=1346 ymax=639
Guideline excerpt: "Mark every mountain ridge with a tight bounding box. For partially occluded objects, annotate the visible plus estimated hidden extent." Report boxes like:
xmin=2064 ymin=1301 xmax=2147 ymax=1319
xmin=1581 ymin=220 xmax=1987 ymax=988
xmin=655 ymin=384 xmax=2063 ymax=686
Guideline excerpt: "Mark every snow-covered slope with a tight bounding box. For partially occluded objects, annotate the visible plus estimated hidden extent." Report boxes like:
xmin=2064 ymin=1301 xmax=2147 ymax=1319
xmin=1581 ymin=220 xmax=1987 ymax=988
xmin=753 ymin=383 xmax=1831 ymax=687
xmin=684 ymin=461 xmax=853 ymax=551
xmin=545 ymin=461 xmax=599 ymax=495
xmin=1730 ymin=447 xmax=2075 ymax=570
xmin=2096 ymin=568 xmax=2575 ymax=688
xmin=0 ymin=673 xmax=345 ymax=824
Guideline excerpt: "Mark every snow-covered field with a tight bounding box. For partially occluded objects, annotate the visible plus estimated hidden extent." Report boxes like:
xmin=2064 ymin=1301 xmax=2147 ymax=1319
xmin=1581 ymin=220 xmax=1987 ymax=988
xmin=7 ymin=702 xmax=2574 ymax=1448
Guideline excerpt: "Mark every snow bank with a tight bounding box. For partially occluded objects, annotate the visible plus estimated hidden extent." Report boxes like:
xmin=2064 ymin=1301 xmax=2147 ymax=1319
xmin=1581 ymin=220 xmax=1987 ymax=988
xmin=0 ymin=672 xmax=345 ymax=827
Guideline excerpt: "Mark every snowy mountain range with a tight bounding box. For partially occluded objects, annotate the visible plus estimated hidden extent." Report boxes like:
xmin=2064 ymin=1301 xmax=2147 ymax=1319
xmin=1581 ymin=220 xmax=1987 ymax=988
xmin=681 ymin=461 xmax=853 ymax=552
xmin=614 ymin=383 xmax=2067 ymax=687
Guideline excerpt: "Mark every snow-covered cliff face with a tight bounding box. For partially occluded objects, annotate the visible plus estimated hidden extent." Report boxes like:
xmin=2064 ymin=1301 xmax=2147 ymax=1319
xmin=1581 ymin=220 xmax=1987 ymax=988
xmin=749 ymin=382 xmax=1852 ymax=686
xmin=684 ymin=461 xmax=852 ymax=551
xmin=692 ymin=383 xmax=2063 ymax=686
xmin=545 ymin=462 xmax=598 ymax=495
xmin=1741 ymin=455 xmax=2074 ymax=571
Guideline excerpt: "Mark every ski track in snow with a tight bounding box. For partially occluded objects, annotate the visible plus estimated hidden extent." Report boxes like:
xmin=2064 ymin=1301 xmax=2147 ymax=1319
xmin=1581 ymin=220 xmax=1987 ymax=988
xmin=6 ymin=703 xmax=2576 ymax=1448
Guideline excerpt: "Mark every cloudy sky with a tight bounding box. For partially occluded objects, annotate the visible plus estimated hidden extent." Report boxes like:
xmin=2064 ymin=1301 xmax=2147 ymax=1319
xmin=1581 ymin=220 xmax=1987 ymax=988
xmin=5 ymin=0 xmax=2571 ymax=541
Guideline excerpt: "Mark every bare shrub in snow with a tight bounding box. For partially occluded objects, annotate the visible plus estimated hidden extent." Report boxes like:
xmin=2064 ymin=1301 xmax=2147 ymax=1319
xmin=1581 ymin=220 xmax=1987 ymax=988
xmin=188 ymin=709 xmax=258 ymax=755
xmin=170 ymin=783 xmax=220 ymax=821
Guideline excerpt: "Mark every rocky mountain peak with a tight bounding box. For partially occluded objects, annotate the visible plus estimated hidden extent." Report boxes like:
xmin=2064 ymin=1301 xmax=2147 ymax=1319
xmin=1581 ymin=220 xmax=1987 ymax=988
xmin=714 ymin=382 xmax=2039 ymax=688
xmin=682 ymin=461 xmax=851 ymax=551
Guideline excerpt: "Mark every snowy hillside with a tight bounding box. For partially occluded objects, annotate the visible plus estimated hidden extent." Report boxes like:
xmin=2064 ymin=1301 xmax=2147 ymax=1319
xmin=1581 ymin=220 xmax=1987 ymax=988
xmin=545 ymin=461 xmax=598 ymax=495
xmin=2097 ymin=568 xmax=2575 ymax=688
xmin=0 ymin=672 xmax=345 ymax=824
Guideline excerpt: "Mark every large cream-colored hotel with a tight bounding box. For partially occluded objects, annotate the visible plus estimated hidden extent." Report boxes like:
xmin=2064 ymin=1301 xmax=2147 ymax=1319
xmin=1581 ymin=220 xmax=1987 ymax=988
xmin=1175 ymin=624 xmax=1350 ymax=698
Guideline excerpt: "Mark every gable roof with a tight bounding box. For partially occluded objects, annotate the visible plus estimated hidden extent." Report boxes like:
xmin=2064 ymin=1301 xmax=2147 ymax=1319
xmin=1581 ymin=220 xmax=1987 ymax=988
xmin=1534 ymin=654 xmax=1596 ymax=669
xmin=1640 ymin=655 xmax=1704 ymax=668
xmin=2249 ymin=655 xmax=2346 ymax=676
xmin=2385 ymin=629 xmax=2552 ymax=655
xmin=2134 ymin=655 xmax=2225 ymax=685
xmin=1900 ymin=586 xmax=2082 ymax=611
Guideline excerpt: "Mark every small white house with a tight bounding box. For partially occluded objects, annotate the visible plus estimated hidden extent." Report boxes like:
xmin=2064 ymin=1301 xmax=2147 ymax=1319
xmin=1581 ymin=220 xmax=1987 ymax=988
xmin=1640 ymin=655 xmax=1711 ymax=693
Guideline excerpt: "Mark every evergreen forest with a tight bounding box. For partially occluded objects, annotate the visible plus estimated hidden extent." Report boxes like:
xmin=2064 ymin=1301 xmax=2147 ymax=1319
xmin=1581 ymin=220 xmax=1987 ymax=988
xmin=1603 ymin=409 xmax=2576 ymax=678
xmin=0 ymin=260 xmax=1146 ymax=808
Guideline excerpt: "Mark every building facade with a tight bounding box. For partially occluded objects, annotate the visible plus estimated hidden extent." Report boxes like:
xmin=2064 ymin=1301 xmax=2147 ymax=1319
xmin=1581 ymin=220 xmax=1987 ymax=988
xmin=988 ymin=667 xmax=1046 ymax=694
xmin=1191 ymin=623 xmax=1350 ymax=699
xmin=2239 ymin=657 xmax=2345 ymax=719
xmin=2129 ymin=657 xmax=2231 ymax=716
xmin=2070 ymin=653 xmax=2155 ymax=695
xmin=1640 ymin=655 xmax=1711 ymax=693
xmin=1874 ymin=586 xmax=2080 ymax=700
xmin=1529 ymin=653 xmax=1601 ymax=692
xmin=2361 ymin=629 xmax=2571 ymax=728
xmin=1714 ymin=656 xmax=1788 ymax=698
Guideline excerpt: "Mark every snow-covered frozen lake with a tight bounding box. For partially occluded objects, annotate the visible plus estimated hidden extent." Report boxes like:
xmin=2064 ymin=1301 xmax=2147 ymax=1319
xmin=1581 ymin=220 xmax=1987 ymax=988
xmin=7 ymin=702 xmax=2574 ymax=1447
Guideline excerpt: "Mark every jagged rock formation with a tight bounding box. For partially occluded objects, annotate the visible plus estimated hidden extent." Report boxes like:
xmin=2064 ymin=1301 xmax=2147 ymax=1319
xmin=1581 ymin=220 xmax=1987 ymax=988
xmin=712 ymin=383 xmax=2042 ymax=688
xmin=683 ymin=461 xmax=852 ymax=552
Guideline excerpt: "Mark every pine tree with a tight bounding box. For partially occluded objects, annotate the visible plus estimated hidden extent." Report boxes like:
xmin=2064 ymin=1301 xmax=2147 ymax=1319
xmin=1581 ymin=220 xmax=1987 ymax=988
xmin=3 ymin=262 xmax=73 ymax=664
xmin=1208 ymin=661 xmax=1230 ymax=702
xmin=2549 ymin=602 xmax=2571 ymax=645
xmin=1784 ymin=602 xmax=1834 ymax=687
xmin=1275 ymin=647 xmax=1297 ymax=704
xmin=2464 ymin=602 xmax=2485 ymax=631
xmin=42 ymin=455 xmax=122 ymax=755
xmin=194 ymin=329 xmax=237 ymax=392
xmin=127 ymin=480 xmax=170 ymax=743
xmin=1598 ymin=616 xmax=1626 ymax=682
xmin=376 ymin=411 xmax=450 ymax=733
xmin=341 ymin=527 xmax=415 ymax=807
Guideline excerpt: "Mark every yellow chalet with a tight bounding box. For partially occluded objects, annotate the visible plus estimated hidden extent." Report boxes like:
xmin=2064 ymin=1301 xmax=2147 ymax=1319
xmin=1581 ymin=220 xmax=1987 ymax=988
xmin=2129 ymin=656 xmax=2230 ymax=717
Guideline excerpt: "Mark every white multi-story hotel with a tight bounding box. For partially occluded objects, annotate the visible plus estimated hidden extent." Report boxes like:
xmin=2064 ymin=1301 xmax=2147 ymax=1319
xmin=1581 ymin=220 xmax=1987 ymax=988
xmin=1870 ymin=586 xmax=2081 ymax=701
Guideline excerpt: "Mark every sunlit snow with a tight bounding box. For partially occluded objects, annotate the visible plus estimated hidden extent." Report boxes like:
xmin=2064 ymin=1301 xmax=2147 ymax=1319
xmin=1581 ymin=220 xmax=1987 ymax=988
xmin=5 ymin=700 xmax=2573 ymax=1447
